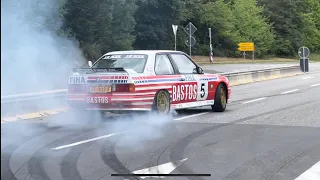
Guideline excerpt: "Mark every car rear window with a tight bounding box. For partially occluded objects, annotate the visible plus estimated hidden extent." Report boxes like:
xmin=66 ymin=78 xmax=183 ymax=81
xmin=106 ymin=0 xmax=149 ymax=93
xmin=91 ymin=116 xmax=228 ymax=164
xmin=92 ymin=54 xmax=148 ymax=73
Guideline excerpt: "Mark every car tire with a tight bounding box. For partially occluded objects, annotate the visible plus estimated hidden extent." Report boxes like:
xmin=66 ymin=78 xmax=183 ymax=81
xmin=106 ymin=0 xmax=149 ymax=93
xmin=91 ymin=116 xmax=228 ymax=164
xmin=211 ymin=83 xmax=227 ymax=112
xmin=152 ymin=90 xmax=171 ymax=114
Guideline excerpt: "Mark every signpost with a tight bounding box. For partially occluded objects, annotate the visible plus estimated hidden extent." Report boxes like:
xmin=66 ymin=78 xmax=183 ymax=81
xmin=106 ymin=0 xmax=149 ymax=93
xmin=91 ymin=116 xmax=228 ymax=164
xmin=172 ymin=25 xmax=178 ymax=51
xmin=184 ymin=22 xmax=197 ymax=56
xmin=209 ymin=28 xmax=213 ymax=63
xmin=298 ymin=46 xmax=310 ymax=73
xmin=185 ymin=36 xmax=196 ymax=46
xmin=237 ymin=42 xmax=255 ymax=60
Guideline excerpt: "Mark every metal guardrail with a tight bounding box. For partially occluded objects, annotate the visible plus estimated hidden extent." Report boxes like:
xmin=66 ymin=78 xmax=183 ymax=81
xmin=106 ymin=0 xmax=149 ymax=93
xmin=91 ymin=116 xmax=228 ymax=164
xmin=1 ymin=65 xmax=301 ymax=104
xmin=1 ymin=89 xmax=67 ymax=103
xmin=218 ymin=65 xmax=300 ymax=76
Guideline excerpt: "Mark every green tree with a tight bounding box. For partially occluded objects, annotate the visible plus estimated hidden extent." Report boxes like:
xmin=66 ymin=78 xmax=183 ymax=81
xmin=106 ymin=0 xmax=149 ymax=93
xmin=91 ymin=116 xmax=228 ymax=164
xmin=62 ymin=0 xmax=136 ymax=60
xmin=199 ymin=0 xmax=241 ymax=56
xmin=299 ymin=0 xmax=320 ymax=52
xmin=133 ymin=0 xmax=184 ymax=50
xmin=257 ymin=0 xmax=305 ymax=56
xmin=232 ymin=0 xmax=275 ymax=57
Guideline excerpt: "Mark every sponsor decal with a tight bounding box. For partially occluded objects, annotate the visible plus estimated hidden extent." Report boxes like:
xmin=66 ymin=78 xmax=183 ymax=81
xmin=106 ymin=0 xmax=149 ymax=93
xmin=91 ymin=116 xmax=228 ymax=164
xmin=103 ymin=55 xmax=121 ymax=59
xmin=72 ymin=68 xmax=124 ymax=73
xmin=172 ymin=84 xmax=197 ymax=102
xmin=86 ymin=97 xmax=109 ymax=104
xmin=184 ymin=75 xmax=196 ymax=81
xmin=69 ymin=76 xmax=86 ymax=84
xmin=103 ymin=54 xmax=146 ymax=59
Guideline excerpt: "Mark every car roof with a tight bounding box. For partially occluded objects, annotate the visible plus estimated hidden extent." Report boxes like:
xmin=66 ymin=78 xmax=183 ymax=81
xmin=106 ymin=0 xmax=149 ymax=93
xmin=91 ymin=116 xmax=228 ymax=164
xmin=104 ymin=50 xmax=185 ymax=56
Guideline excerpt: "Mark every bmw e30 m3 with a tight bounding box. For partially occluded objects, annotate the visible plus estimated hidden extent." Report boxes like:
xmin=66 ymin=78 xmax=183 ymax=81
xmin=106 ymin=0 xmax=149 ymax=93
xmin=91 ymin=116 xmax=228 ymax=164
xmin=67 ymin=50 xmax=231 ymax=114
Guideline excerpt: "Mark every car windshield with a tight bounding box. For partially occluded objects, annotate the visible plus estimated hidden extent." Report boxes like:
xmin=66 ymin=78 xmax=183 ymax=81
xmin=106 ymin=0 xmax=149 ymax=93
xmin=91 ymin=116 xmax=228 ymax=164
xmin=92 ymin=54 xmax=148 ymax=73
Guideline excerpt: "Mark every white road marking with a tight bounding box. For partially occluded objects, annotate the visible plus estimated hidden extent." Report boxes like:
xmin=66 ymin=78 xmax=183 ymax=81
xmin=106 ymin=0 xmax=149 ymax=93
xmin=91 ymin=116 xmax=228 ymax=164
xmin=310 ymin=83 xmax=320 ymax=87
xmin=125 ymin=158 xmax=188 ymax=179
xmin=295 ymin=160 xmax=320 ymax=180
xmin=281 ymin=89 xmax=299 ymax=94
xmin=174 ymin=112 xmax=208 ymax=121
xmin=302 ymin=76 xmax=313 ymax=80
xmin=52 ymin=132 xmax=125 ymax=150
xmin=243 ymin=97 xmax=266 ymax=104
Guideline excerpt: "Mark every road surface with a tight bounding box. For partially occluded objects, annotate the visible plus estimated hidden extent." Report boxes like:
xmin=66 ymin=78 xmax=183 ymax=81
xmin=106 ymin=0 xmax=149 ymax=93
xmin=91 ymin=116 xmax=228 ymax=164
xmin=202 ymin=62 xmax=320 ymax=73
xmin=1 ymin=71 xmax=320 ymax=180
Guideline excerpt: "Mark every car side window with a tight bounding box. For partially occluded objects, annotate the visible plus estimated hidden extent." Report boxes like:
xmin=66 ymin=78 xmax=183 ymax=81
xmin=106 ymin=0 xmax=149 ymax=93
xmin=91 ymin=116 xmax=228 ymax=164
xmin=155 ymin=54 xmax=175 ymax=75
xmin=170 ymin=54 xmax=197 ymax=74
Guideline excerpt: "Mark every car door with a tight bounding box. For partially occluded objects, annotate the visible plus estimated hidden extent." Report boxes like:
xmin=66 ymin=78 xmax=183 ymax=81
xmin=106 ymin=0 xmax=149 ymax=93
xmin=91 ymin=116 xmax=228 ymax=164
xmin=168 ymin=53 xmax=208 ymax=105
xmin=153 ymin=53 xmax=181 ymax=102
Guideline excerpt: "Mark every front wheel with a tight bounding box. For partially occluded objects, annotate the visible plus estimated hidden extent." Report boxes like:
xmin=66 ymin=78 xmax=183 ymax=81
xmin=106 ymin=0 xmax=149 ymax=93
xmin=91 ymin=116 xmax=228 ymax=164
xmin=152 ymin=90 xmax=171 ymax=114
xmin=211 ymin=83 xmax=227 ymax=112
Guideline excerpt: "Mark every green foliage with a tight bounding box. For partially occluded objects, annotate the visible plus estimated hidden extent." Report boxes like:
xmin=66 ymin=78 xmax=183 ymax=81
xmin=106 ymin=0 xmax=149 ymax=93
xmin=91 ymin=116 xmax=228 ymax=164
xmin=232 ymin=0 xmax=275 ymax=57
xmin=198 ymin=0 xmax=240 ymax=56
xmin=257 ymin=0 xmax=306 ymax=56
xmin=299 ymin=0 xmax=320 ymax=52
xmin=133 ymin=0 xmax=184 ymax=50
xmin=58 ymin=0 xmax=320 ymax=60
xmin=61 ymin=0 xmax=136 ymax=60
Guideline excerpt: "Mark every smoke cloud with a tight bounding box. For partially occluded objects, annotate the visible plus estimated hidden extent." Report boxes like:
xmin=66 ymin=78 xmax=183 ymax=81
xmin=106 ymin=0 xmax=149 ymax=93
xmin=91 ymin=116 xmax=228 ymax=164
xmin=1 ymin=0 xmax=176 ymax=155
xmin=1 ymin=0 xmax=85 ymax=96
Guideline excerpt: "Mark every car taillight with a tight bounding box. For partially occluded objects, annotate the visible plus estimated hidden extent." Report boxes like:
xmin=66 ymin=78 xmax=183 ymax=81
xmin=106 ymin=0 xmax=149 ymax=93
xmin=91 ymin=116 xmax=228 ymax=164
xmin=68 ymin=85 xmax=85 ymax=93
xmin=112 ymin=84 xmax=135 ymax=92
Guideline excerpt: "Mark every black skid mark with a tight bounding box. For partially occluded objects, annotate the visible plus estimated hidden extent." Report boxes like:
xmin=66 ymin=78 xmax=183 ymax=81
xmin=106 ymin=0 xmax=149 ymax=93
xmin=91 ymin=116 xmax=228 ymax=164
xmin=28 ymin=132 xmax=87 ymax=180
xmin=60 ymin=141 xmax=96 ymax=180
xmin=169 ymin=101 xmax=316 ymax=180
xmin=100 ymin=137 xmax=140 ymax=180
xmin=1 ymin=127 xmax=60 ymax=180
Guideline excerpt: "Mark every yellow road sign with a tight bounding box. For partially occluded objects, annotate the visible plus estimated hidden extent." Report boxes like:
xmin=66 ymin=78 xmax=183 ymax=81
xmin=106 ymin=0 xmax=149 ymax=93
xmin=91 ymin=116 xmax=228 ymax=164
xmin=238 ymin=42 xmax=254 ymax=47
xmin=238 ymin=46 xmax=255 ymax=51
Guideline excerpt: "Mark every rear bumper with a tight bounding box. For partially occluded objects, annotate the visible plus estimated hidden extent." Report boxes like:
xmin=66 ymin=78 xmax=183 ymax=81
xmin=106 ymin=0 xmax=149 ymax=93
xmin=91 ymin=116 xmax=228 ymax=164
xmin=67 ymin=94 xmax=154 ymax=111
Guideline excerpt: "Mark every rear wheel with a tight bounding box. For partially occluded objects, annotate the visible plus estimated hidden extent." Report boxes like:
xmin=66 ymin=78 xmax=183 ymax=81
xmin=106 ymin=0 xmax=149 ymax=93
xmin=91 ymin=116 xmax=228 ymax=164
xmin=152 ymin=90 xmax=171 ymax=114
xmin=211 ymin=83 xmax=227 ymax=112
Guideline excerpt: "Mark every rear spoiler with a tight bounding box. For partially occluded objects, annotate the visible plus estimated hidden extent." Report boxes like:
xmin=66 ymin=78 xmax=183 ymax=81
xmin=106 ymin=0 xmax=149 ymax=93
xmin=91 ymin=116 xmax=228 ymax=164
xmin=71 ymin=68 xmax=126 ymax=74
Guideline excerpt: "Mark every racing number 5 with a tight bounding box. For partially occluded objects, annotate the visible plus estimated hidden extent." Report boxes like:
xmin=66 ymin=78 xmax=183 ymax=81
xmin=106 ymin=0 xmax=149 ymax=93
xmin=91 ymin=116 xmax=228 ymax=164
xmin=197 ymin=81 xmax=208 ymax=101
xmin=200 ymin=83 xmax=205 ymax=98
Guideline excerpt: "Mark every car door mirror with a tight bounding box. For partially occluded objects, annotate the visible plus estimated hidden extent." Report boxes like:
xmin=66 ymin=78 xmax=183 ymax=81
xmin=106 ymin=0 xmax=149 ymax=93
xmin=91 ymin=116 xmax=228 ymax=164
xmin=88 ymin=61 xmax=93 ymax=67
xmin=197 ymin=67 xmax=204 ymax=74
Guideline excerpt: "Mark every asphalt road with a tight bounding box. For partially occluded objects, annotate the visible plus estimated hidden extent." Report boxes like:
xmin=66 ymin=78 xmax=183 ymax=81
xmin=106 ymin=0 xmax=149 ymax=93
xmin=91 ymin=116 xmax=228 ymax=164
xmin=2 ymin=71 xmax=320 ymax=180
xmin=202 ymin=62 xmax=320 ymax=73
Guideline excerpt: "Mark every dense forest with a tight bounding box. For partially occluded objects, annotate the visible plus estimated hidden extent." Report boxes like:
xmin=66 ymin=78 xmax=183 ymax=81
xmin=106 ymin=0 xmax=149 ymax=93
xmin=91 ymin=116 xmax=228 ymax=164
xmin=59 ymin=0 xmax=320 ymax=60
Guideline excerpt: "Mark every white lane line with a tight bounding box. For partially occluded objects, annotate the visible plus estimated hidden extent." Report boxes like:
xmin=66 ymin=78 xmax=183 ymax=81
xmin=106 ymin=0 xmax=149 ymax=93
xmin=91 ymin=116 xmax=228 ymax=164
xmin=302 ymin=76 xmax=313 ymax=80
xmin=281 ymin=89 xmax=299 ymax=95
xmin=295 ymin=160 xmax=320 ymax=180
xmin=310 ymin=83 xmax=320 ymax=87
xmin=174 ymin=112 xmax=208 ymax=121
xmin=242 ymin=97 xmax=266 ymax=104
xmin=126 ymin=158 xmax=188 ymax=179
xmin=52 ymin=132 xmax=126 ymax=150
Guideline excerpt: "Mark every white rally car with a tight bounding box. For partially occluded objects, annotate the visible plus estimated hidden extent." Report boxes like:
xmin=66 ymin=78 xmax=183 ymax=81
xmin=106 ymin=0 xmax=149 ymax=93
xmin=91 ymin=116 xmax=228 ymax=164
xmin=68 ymin=50 xmax=231 ymax=114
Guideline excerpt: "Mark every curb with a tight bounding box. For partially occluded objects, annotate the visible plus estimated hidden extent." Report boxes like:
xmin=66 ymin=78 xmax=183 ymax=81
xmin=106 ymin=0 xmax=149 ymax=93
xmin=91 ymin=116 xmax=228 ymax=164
xmin=1 ymin=107 xmax=69 ymax=124
xmin=222 ymin=65 xmax=302 ymax=86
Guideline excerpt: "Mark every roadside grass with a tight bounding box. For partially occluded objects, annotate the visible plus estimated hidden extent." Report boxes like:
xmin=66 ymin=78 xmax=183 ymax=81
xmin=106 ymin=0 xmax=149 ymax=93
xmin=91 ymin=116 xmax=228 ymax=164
xmin=192 ymin=55 xmax=320 ymax=64
xmin=192 ymin=56 xmax=296 ymax=64
xmin=310 ymin=53 xmax=320 ymax=61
